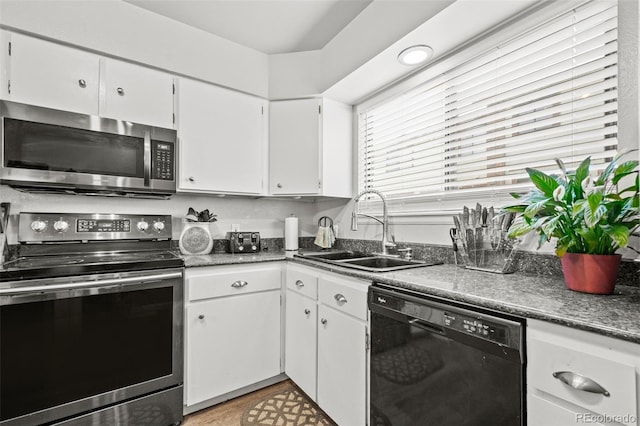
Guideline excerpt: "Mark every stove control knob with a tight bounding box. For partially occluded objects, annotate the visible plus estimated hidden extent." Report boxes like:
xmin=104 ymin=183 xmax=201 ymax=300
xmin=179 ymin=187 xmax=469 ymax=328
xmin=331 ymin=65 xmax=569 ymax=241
xmin=137 ymin=221 xmax=149 ymax=231
xmin=31 ymin=220 xmax=47 ymax=232
xmin=153 ymin=221 xmax=165 ymax=231
xmin=53 ymin=220 xmax=70 ymax=233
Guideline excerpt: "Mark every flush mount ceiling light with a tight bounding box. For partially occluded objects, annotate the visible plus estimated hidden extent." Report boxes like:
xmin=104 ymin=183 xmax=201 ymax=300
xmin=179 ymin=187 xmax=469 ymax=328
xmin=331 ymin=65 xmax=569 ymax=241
xmin=397 ymin=45 xmax=434 ymax=66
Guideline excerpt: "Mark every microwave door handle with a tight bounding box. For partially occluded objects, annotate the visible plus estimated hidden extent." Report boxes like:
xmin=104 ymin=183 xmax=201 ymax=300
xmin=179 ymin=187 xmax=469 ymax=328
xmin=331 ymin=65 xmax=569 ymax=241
xmin=144 ymin=130 xmax=151 ymax=187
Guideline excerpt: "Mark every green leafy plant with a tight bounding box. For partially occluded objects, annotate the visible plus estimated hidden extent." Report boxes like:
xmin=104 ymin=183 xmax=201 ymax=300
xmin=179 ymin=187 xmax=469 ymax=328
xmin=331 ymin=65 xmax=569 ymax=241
xmin=502 ymin=150 xmax=639 ymax=257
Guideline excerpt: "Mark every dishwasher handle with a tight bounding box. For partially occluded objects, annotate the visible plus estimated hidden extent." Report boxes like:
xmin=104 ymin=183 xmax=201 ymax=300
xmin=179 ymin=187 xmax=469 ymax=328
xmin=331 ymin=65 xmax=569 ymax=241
xmin=408 ymin=318 xmax=445 ymax=335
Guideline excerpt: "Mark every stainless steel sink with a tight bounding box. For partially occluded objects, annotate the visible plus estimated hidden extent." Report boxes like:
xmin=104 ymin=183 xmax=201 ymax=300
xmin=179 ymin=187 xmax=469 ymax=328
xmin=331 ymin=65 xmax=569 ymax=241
xmin=298 ymin=251 xmax=370 ymax=261
xmin=295 ymin=251 xmax=441 ymax=272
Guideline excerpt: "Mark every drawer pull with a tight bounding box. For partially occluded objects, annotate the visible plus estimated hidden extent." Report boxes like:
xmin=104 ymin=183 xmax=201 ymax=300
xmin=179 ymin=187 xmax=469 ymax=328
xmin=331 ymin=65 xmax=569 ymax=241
xmin=304 ymin=309 xmax=311 ymax=315
xmin=553 ymin=371 xmax=610 ymax=397
xmin=295 ymin=280 xmax=304 ymax=288
xmin=231 ymin=280 xmax=248 ymax=288
xmin=334 ymin=294 xmax=347 ymax=305
xmin=198 ymin=314 xmax=205 ymax=320
xmin=320 ymin=318 xmax=327 ymax=325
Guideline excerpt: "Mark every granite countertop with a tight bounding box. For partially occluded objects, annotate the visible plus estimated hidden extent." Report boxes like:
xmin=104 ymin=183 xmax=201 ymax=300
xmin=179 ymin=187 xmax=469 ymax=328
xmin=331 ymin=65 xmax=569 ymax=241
xmin=180 ymin=250 xmax=287 ymax=268
xmin=180 ymin=250 xmax=640 ymax=345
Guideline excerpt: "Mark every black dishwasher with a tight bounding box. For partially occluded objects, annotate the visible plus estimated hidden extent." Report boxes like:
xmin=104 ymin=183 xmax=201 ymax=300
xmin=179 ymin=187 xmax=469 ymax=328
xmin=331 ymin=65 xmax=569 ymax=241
xmin=369 ymin=283 xmax=524 ymax=426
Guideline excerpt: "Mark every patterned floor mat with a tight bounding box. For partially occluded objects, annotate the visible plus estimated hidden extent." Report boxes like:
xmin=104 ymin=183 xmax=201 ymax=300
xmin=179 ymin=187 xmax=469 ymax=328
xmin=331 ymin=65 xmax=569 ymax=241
xmin=241 ymin=387 xmax=335 ymax=426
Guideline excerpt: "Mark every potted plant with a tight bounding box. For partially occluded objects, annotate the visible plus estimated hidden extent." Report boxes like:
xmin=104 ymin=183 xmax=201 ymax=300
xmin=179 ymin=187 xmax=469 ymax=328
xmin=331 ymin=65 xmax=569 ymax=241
xmin=502 ymin=150 xmax=639 ymax=294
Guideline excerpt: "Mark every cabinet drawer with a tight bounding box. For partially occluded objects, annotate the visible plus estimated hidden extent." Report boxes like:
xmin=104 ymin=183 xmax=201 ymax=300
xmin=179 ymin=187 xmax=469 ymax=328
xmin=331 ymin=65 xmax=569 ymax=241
xmin=187 ymin=264 xmax=282 ymax=301
xmin=286 ymin=265 xmax=318 ymax=299
xmin=528 ymin=393 xmax=606 ymax=426
xmin=528 ymin=337 xmax=637 ymax=426
xmin=318 ymin=274 xmax=368 ymax=321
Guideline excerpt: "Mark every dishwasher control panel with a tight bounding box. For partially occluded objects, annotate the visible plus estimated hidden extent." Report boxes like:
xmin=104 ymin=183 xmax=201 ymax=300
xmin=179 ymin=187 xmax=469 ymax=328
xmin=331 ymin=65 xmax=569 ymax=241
xmin=369 ymin=284 xmax=521 ymax=349
xmin=443 ymin=312 xmax=509 ymax=345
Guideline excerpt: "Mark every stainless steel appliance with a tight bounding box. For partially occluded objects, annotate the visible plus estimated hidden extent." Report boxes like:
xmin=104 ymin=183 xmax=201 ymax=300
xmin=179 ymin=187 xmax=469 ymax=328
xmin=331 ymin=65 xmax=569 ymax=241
xmin=369 ymin=283 xmax=524 ymax=426
xmin=0 ymin=101 xmax=176 ymax=198
xmin=226 ymin=231 xmax=261 ymax=253
xmin=0 ymin=213 xmax=184 ymax=426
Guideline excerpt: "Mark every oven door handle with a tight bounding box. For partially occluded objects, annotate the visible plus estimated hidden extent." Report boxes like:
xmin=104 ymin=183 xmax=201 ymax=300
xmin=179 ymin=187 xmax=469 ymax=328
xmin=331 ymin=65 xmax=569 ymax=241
xmin=0 ymin=271 xmax=182 ymax=295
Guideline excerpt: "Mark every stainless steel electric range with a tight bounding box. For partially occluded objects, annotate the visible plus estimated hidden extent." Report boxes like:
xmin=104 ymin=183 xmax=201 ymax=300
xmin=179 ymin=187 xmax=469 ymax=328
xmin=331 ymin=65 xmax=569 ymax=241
xmin=0 ymin=212 xmax=184 ymax=426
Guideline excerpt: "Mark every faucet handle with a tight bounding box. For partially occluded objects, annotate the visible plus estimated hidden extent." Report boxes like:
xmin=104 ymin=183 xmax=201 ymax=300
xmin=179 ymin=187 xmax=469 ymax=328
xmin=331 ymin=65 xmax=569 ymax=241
xmin=397 ymin=247 xmax=413 ymax=260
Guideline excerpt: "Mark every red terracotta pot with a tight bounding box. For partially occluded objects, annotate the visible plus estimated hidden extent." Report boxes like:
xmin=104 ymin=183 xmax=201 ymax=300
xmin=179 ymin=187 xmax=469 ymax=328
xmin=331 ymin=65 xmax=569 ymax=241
xmin=560 ymin=253 xmax=621 ymax=295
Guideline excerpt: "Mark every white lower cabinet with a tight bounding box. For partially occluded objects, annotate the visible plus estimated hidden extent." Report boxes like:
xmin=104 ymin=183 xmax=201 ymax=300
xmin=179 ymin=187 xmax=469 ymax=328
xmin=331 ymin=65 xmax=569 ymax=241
xmin=527 ymin=319 xmax=640 ymax=426
xmin=317 ymin=303 xmax=367 ymax=426
xmin=285 ymin=289 xmax=318 ymax=399
xmin=284 ymin=264 xmax=369 ymax=426
xmin=184 ymin=264 xmax=283 ymax=409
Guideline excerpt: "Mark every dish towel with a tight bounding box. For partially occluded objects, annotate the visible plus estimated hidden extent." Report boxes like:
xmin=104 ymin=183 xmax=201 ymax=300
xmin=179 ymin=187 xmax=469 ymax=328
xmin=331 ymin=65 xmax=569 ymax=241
xmin=314 ymin=226 xmax=336 ymax=249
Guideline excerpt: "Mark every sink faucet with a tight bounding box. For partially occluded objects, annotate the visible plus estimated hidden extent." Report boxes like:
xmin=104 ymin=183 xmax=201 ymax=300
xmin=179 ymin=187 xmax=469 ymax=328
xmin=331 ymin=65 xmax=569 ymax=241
xmin=351 ymin=189 xmax=396 ymax=256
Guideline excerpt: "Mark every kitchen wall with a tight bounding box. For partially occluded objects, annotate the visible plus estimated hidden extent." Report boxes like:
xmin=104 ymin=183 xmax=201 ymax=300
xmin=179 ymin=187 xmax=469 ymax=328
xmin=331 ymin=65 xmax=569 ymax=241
xmin=1 ymin=0 xmax=638 ymax=260
xmin=0 ymin=186 xmax=319 ymax=245
xmin=315 ymin=0 xmax=640 ymax=261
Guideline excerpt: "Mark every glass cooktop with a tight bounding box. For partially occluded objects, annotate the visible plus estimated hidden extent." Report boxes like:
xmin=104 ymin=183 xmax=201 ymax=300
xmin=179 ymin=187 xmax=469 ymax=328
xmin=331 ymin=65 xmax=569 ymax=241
xmin=0 ymin=250 xmax=183 ymax=282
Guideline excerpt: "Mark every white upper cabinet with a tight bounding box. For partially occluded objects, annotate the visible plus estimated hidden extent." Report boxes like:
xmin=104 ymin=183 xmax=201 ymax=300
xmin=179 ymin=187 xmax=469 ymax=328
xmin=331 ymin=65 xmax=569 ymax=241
xmin=269 ymin=98 xmax=352 ymax=198
xmin=176 ymin=78 xmax=267 ymax=195
xmin=1 ymin=31 xmax=100 ymax=115
xmin=1 ymin=31 xmax=175 ymax=129
xmin=99 ymin=59 xmax=175 ymax=129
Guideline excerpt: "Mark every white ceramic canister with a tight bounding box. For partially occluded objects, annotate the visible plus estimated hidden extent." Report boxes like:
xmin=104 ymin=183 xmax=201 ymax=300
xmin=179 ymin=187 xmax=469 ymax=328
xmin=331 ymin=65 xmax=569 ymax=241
xmin=179 ymin=222 xmax=214 ymax=255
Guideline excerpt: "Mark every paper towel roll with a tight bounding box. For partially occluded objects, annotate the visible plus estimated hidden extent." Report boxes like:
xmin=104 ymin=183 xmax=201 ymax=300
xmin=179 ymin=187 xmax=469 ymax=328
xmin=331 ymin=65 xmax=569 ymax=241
xmin=285 ymin=216 xmax=299 ymax=251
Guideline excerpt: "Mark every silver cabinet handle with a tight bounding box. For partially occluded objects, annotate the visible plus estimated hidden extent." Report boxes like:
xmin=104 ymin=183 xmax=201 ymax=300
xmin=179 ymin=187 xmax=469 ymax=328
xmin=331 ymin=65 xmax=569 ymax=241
xmin=198 ymin=314 xmax=205 ymax=320
xmin=304 ymin=309 xmax=311 ymax=315
xmin=78 ymin=79 xmax=87 ymax=88
xmin=553 ymin=371 xmax=610 ymax=397
xmin=320 ymin=318 xmax=327 ymax=325
xmin=295 ymin=280 xmax=304 ymax=288
xmin=188 ymin=176 xmax=195 ymax=182
xmin=231 ymin=280 xmax=248 ymax=288
xmin=116 ymin=87 xmax=125 ymax=96
xmin=334 ymin=293 xmax=347 ymax=304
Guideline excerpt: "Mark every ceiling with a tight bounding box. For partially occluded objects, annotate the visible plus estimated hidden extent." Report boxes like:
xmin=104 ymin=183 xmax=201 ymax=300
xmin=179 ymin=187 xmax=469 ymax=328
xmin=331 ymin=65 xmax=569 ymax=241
xmin=124 ymin=0 xmax=373 ymax=55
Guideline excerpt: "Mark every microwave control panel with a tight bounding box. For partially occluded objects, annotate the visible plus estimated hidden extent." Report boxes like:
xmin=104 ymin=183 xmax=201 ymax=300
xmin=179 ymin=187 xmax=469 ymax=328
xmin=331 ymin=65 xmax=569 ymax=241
xmin=152 ymin=141 xmax=174 ymax=181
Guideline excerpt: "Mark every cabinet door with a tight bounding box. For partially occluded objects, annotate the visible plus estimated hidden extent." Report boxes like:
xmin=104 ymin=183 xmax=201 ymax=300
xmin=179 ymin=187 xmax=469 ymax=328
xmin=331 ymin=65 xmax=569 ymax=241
xmin=3 ymin=32 xmax=100 ymax=115
xmin=317 ymin=304 xmax=367 ymax=426
xmin=177 ymin=78 xmax=266 ymax=194
xmin=185 ymin=290 xmax=281 ymax=406
xmin=100 ymin=59 xmax=174 ymax=128
xmin=285 ymin=290 xmax=318 ymax=400
xmin=269 ymin=99 xmax=321 ymax=195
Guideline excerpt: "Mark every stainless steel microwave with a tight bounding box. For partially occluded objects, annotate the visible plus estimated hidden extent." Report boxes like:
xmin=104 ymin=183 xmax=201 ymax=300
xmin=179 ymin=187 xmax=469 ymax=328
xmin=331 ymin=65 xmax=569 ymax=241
xmin=0 ymin=101 xmax=176 ymax=198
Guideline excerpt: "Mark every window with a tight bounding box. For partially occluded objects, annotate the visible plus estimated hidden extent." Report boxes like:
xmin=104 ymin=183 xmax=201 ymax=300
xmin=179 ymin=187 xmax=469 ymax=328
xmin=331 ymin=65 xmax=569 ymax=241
xmin=358 ymin=0 xmax=618 ymax=211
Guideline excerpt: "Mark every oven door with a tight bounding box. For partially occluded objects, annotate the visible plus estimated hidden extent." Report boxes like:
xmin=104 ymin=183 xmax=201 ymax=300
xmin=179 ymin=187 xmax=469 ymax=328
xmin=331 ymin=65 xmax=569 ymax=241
xmin=0 ymin=268 xmax=183 ymax=426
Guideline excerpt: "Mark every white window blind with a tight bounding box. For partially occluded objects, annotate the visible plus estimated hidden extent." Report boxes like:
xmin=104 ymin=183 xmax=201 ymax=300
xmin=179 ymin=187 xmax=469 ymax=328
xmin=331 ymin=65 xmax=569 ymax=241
xmin=358 ymin=0 xmax=618 ymax=206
